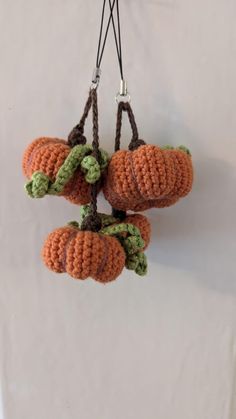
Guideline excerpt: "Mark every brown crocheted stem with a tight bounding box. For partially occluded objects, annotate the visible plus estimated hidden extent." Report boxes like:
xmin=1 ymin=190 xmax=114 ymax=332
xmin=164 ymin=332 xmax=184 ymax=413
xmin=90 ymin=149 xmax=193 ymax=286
xmin=115 ymin=101 xmax=146 ymax=152
xmin=67 ymin=91 xmax=92 ymax=147
xmin=80 ymin=89 xmax=102 ymax=232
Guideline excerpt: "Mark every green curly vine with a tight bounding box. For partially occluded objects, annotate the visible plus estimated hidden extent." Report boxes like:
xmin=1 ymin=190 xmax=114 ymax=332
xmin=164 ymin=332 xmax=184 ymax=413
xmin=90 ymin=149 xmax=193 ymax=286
xmin=100 ymin=223 xmax=147 ymax=276
xmin=25 ymin=144 xmax=109 ymax=199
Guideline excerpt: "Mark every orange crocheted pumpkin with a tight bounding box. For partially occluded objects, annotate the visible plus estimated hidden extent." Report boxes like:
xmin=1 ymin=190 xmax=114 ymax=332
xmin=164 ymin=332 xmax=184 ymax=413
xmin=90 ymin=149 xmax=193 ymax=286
xmin=42 ymin=225 xmax=126 ymax=283
xmin=22 ymin=137 xmax=93 ymax=205
xmin=103 ymin=145 xmax=193 ymax=211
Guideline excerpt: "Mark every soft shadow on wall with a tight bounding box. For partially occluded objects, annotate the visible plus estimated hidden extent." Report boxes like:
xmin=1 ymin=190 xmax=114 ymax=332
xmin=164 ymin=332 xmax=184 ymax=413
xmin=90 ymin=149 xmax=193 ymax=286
xmin=148 ymin=156 xmax=236 ymax=295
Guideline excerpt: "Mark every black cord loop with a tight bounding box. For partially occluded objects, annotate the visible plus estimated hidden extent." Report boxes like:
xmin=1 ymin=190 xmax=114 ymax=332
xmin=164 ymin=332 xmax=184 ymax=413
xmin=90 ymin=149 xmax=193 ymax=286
xmin=108 ymin=0 xmax=124 ymax=81
xmin=95 ymin=0 xmax=116 ymax=70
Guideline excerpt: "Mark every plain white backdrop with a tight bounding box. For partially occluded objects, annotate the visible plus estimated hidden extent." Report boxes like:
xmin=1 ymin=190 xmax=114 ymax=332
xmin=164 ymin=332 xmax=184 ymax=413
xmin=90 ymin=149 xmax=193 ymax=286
xmin=1 ymin=0 xmax=236 ymax=418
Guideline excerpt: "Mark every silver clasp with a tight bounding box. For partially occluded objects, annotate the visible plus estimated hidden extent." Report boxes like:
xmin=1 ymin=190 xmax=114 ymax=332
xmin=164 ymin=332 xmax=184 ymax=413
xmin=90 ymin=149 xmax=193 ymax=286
xmin=91 ymin=67 xmax=101 ymax=89
xmin=116 ymin=79 xmax=131 ymax=103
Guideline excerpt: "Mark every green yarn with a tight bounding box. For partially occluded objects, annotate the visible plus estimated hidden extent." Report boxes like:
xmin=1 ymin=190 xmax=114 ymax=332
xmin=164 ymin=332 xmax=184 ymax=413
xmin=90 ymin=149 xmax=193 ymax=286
xmin=80 ymin=149 xmax=109 ymax=184
xmin=25 ymin=172 xmax=50 ymax=198
xmin=80 ymin=205 xmax=91 ymax=222
xmin=122 ymin=235 xmax=145 ymax=255
xmin=81 ymin=155 xmax=101 ymax=184
xmin=67 ymin=221 xmax=80 ymax=228
xmin=178 ymin=145 xmax=191 ymax=155
xmin=126 ymin=252 xmax=147 ymax=276
xmin=162 ymin=145 xmax=174 ymax=150
xmin=50 ymin=144 xmax=92 ymax=193
xmin=101 ymin=223 xmax=144 ymax=252
xmin=161 ymin=144 xmax=191 ymax=155
xmin=80 ymin=205 xmax=117 ymax=228
xmin=101 ymin=223 xmax=147 ymax=276
xmin=67 ymin=209 xmax=148 ymax=277
xmin=25 ymin=144 xmax=109 ymax=199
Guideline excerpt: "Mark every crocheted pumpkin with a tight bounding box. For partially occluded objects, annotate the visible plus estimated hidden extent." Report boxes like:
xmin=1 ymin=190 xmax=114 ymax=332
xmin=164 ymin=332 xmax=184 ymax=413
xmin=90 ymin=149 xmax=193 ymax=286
xmin=22 ymin=137 xmax=108 ymax=205
xmin=103 ymin=145 xmax=193 ymax=211
xmin=42 ymin=225 xmax=126 ymax=283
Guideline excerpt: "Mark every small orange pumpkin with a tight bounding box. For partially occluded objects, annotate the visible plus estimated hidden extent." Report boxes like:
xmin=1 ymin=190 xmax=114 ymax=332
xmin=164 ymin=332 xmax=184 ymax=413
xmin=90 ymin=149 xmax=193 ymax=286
xmin=103 ymin=145 xmax=193 ymax=211
xmin=22 ymin=137 xmax=93 ymax=205
xmin=42 ymin=225 xmax=126 ymax=283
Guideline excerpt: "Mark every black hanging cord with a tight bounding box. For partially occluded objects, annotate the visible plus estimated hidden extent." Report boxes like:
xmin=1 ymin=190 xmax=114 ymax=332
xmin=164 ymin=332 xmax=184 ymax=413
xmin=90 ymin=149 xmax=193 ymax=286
xmin=96 ymin=0 xmax=116 ymax=69
xmin=108 ymin=0 xmax=124 ymax=80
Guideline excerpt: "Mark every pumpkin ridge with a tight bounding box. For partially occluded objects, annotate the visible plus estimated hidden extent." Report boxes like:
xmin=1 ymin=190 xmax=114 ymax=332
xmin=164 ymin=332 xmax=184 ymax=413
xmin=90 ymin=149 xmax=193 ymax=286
xmin=61 ymin=229 xmax=78 ymax=272
xmin=25 ymin=139 xmax=55 ymax=177
xmin=25 ymin=138 xmax=66 ymax=178
xmin=96 ymin=235 xmax=109 ymax=277
xmin=128 ymin=151 xmax=144 ymax=200
xmin=77 ymin=231 xmax=87 ymax=278
xmin=144 ymin=146 xmax=161 ymax=197
xmin=144 ymin=145 xmax=162 ymax=198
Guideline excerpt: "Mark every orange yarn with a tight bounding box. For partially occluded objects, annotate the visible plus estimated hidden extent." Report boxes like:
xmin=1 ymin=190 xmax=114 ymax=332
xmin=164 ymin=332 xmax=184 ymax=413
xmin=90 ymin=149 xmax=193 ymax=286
xmin=22 ymin=137 xmax=92 ymax=205
xmin=124 ymin=214 xmax=151 ymax=250
xmin=103 ymin=145 xmax=193 ymax=211
xmin=42 ymin=226 xmax=126 ymax=283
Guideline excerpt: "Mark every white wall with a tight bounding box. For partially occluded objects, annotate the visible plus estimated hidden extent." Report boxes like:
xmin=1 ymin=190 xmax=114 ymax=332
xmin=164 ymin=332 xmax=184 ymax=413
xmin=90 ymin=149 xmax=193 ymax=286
xmin=1 ymin=0 xmax=236 ymax=418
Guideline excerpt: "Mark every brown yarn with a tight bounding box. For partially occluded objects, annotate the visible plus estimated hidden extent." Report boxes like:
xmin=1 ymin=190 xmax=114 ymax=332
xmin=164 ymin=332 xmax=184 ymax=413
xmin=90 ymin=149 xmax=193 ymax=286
xmin=80 ymin=89 xmax=102 ymax=232
xmin=114 ymin=101 xmax=145 ymax=152
xmin=42 ymin=225 xmax=126 ymax=283
xmin=67 ymin=92 xmax=92 ymax=147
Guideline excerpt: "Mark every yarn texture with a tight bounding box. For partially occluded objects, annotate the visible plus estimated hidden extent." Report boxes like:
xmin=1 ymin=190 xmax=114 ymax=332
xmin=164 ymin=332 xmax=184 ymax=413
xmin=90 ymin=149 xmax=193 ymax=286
xmin=42 ymin=221 xmax=148 ymax=282
xmin=22 ymin=138 xmax=109 ymax=205
xmin=42 ymin=226 xmax=126 ymax=283
xmin=103 ymin=145 xmax=193 ymax=211
xmin=80 ymin=205 xmax=151 ymax=250
xmin=42 ymin=203 xmax=150 ymax=282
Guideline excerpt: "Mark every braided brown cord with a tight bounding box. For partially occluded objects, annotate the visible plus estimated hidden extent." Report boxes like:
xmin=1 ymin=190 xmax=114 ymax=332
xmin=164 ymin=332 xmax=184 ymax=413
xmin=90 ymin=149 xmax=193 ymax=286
xmin=81 ymin=89 xmax=102 ymax=232
xmin=91 ymin=89 xmax=101 ymax=162
xmin=114 ymin=101 xmax=146 ymax=152
xmin=67 ymin=91 xmax=92 ymax=147
xmin=113 ymin=101 xmax=146 ymax=219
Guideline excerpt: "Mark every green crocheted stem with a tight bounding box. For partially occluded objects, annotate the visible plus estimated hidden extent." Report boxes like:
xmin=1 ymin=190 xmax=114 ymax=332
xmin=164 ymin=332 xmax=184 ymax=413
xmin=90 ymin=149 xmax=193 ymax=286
xmin=178 ymin=145 xmax=191 ymax=155
xmin=162 ymin=145 xmax=191 ymax=155
xmin=51 ymin=144 xmax=92 ymax=193
xmin=80 ymin=149 xmax=109 ymax=184
xmin=67 ymin=221 xmax=80 ymax=228
xmin=126 ymin=252 xmax=148 ymax=276
xmin=81 ymin=156 xmax=101 ymax=184
xmin=80 ymin=205 xmax=117 ymax=228
xmin=25 ymin=172 xmax=50 ymax=198
xmin=101 ymin=223 xmax=147 ymax=276
xmin=161 ymin=145 xmax=174 ymax=150
xmin=25 ymin=145 xmax=109 ymax=198
xmin=80 ymin=205 xmax=90 ymax=222
xmin=101 ymin=223 xmax=144 ymax=253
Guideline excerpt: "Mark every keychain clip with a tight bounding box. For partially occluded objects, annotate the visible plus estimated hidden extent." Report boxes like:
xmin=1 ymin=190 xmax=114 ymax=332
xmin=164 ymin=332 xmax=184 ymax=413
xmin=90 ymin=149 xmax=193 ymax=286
xmin=91 ymin=67 xmax=101 ymax=89
xmin=116 ymin=79 xmax=131 ymax=103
